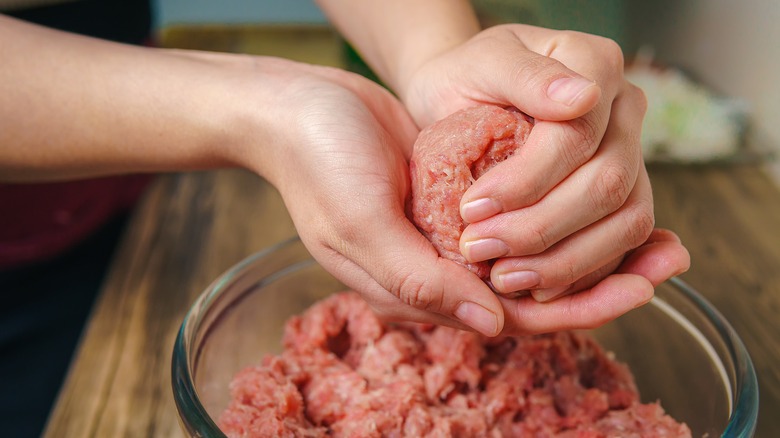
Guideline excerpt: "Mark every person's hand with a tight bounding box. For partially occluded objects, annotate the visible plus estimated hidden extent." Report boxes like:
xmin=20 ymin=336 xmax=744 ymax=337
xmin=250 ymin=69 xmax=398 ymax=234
xmin=497 ymin=227 xmax=690 ymax=333
xmin=250 ymin=60 xmax=688 ymax=337
xmin=397 ymin=24 xmax=690 ymax=305
xmin=252 ymin=61 xmax=514 ymax=336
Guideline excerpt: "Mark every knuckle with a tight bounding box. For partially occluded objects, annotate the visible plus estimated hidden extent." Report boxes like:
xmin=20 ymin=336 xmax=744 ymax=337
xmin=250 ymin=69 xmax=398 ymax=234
xmin=329 ymin=212 xmax=367 ymax=247
xmin=509 ymin=55 xmax=563 ymax=90
xmin=563 ymin=298 xmax=608 ymax=330
xmin=615 ymin=121 xmax=643 ymax=161
xmin=623 ymin=199 xmax=656 ymax=248
xmin=594 ymin=36 xmax=626 ymax=77
xmin=521 ymin=219 xmax=552 ymax=254
xmin=548 ymin=30 xmax=581 ymax=55
xmin=553 ymin=31 xmax=625 ymax=78
xmin=393 ymin=272 xmax=439 ymax=312
xmin=566 ymin=117 xmax=601 ymax=157
xmin=554 ymin=253 xmax=581 ymax=285
xmin=591 ymin=162 xmax=633 ymax=212
xmin=626 ymin=82 xmax=648 ymax=116
xmin=505 ymin=172 xmax=547 ymax=207
xmin=550 ymin=118 xmax=602 ymax=172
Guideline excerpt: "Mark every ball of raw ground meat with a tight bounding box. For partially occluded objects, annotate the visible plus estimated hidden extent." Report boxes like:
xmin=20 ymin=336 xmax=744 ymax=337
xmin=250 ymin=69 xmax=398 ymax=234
xmin=409 ymin=105 xmax=533 ymax=280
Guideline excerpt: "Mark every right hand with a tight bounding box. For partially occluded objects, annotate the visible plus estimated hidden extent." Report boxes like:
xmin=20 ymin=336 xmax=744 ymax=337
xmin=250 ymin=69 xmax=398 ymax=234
xmin=397 ymin=24 xmax=690 ymax=307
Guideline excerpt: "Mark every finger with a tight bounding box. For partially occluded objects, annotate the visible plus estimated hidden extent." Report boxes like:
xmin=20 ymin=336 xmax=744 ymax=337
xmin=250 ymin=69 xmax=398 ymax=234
xmin=460 ymin=74 xmax=644 ymax=227
xmin=498 ymin=273 xmax=654 ymax=335
xmin=615 ymin=228 xmax=691 ymax=286
xmin=459 ymin=117 xmax=605 ymax=223
xmin=531 ymin=228 xmax=691 ymax=302
xmin=464 ymin=25 xmax=602 ymax=122
xmin=461 ymin=86 xmax=647 ymax=261
xmin=510 ymin=24 xmax=627 ymax=103
xmin=530 ymin=256 xmax=624 ymax=303
xmin=459 ymin=27 xmax=636 ymax=222
xmin=528 ymin=227 xmax=689 ymax=303
xmin=487 ymin=165 xmax=654 ymax=295
xmin=313 ymin=243 xmax=472 ymax=332
xmin=497 ymin=231 xmax=689 ymax=335
xmin=314 ymin=211 xmax=506 ymax=337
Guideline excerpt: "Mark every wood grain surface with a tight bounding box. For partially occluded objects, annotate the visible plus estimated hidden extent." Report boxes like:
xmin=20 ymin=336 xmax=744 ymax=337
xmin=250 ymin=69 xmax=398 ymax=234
xmin=43 ymin=26 xmax=779 ymax=437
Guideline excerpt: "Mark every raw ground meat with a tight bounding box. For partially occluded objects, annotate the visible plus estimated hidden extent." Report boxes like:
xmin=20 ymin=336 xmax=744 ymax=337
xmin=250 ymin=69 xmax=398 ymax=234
xmin=218 ymin=292 xmax=692 ymax=437
xmin=409 ymin=105 xmax=534 ymax=280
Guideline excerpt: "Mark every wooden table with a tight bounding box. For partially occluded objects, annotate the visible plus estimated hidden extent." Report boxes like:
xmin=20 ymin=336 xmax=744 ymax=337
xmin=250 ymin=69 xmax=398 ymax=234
xmin=44 ymin=26 xmax=780 ymax=437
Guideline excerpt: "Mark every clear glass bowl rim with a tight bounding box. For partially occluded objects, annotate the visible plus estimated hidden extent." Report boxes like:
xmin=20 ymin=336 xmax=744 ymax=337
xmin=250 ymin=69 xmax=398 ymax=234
xmin=171 ymin=236 xmax=759 ymax=437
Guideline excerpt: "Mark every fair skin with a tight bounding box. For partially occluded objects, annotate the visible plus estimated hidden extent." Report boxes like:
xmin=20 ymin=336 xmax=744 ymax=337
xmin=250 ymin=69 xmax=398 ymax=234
xmin=316 ymin=0 xmax=689 ymax=328
xmin=0 ymin=6 xmax=689 ymax=337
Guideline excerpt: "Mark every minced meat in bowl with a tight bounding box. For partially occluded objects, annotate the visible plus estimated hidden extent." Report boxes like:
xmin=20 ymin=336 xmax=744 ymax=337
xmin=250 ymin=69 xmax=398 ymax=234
xmin=172 ymin=237 xmax=758 ymax=437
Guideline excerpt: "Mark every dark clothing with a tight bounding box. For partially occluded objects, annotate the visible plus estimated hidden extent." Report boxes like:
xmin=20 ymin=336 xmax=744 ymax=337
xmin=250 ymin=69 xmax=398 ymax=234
xmin=0 ymin=215 xmax=130 ymax=437
xmin=1 ymin=2 xmax=153 ymax=436
xmin=0 ymin=176 xmax=151 ymax=270
xmin=1 ymin=0 xmax=154 ymax=271
xmin=5 ymin=0 xmax=152 ymax=45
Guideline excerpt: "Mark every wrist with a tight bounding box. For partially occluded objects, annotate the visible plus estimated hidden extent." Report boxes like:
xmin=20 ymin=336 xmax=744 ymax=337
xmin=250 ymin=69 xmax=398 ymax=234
xmin=154 ymin=52 xmax=333 ymax=187
xmin=316 ymin=0 xmax=480 ymax=99
xmin=214 ymin=57 xmax=342 ymax=188
xmin=393 ymin=24 xmax=478 ymax=102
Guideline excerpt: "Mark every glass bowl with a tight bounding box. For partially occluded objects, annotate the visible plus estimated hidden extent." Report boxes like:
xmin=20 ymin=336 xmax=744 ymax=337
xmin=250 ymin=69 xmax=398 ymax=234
xmin=172 ymin=237 xmax=759 ymax=437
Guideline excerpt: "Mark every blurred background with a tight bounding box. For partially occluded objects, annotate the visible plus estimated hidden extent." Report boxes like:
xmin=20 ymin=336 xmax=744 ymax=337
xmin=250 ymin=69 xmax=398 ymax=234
xmin=155 ymin=0 xmax=779 ymax=177
xmin=3 ymin=2 xmax=772 ymax=437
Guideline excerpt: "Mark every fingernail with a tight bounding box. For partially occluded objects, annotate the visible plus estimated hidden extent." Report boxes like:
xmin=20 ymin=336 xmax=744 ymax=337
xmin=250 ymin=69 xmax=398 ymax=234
xmin=531 ymin=285 xmax=571 ymax=303
xmin=455 ymin=302 xmax=499 ymax=337
xmin=461 ymin=198 xmax=501 ymax=223
xmin=496 ymin=270 xmax=540 ymax=292
xmin=463 ymin=238 xmax=509 ymax=262
xmin=547 ymin=77 xmax=596 ymax=106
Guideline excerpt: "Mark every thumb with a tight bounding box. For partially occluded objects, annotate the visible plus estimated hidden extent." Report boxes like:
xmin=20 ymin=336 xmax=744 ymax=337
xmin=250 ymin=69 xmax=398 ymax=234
xmin=331 ymin=217 xmax=506 ymax=337
xmin=468 ymin=30 xmax=601 ymax=120
xmin=503 ymin=52 xmax=601 ymax=121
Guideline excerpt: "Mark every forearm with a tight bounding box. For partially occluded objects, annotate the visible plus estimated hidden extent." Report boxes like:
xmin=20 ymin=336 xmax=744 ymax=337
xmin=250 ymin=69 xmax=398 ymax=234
xmin=0 ymin=15 xmax=272 ymax=182
xmin=315 ymin=0 xmax=479 ymax=96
